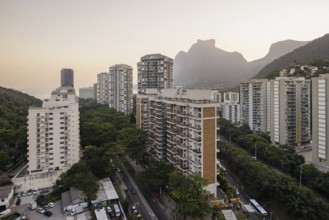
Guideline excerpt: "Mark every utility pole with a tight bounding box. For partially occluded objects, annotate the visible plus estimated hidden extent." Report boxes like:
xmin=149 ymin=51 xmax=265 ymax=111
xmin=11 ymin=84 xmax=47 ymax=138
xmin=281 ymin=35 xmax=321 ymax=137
xmin=254 ymin=142 xmax=257 ymax=160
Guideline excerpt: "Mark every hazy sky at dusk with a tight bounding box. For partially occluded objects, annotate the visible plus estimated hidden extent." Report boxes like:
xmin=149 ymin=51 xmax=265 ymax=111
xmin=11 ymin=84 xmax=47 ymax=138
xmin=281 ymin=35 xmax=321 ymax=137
xmin=1 ymin=0 xmax=329 ymax=98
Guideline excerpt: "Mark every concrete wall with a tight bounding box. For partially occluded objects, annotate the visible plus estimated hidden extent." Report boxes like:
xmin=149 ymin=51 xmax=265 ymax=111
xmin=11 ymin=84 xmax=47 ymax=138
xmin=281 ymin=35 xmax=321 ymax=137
xmin=13 ymin=171 xmax=62 ymax=192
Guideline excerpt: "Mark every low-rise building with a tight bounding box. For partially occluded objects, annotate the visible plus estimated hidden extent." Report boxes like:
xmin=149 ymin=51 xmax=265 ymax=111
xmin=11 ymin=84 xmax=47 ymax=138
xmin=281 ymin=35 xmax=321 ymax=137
xmin=61 ymin=187 xmax=87 ymax=213
xmin=0 ymin=185 xmax=14 ymax=210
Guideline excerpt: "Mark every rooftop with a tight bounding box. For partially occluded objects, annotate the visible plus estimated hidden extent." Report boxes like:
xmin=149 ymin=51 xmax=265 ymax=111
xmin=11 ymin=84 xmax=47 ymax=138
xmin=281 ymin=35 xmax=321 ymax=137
xmin=0 ymin=185 xmax=13 ymax=198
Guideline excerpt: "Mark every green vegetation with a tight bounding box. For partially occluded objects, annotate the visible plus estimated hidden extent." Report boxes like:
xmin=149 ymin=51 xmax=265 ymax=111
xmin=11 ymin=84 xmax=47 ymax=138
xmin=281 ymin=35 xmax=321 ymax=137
xmin=138 ymin=160 xmax=174 ymax=192
xmin=0 ymin=87 xmax=41 ymax=171
xmin=220 ymin=141 xmax=329 ymax=220
xmin=255 ymin=33 xmax=329 ymax=79
xmin=169 ymin=171 xmax=211 ymax=220
xmin=220 ymin=119 xmax=329 ymax=201
xmin=139 ymin=161 xmax=211 ymax=219
xmin=53 ymin=104 xmax=147 ymax=199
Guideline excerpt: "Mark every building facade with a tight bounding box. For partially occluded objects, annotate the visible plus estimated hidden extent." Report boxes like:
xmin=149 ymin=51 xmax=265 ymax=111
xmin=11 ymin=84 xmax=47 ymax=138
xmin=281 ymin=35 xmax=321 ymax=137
xmin=312 ymin=74 xmax=329 ymax=168
xmin=240 ymin=79 xmax=269 ymax=132
xmin=96 ymin=72 xmax=110 ymax=104
xmin=137 ymin=54 xmax=173 ymax=94
xmin=61 ymin=69 xmax=74 ymax=87
xmin=96 ymin=65 xmax=133 ymax=115
xmin=79 ymin=87 xmax=95 ymax=99
xmin=269 ymin=77 xmax=311 ymax=146
xmin=136 ymin=88 xmax=220 ymax=197
xmin=221 ymin=92 xmax=240 ymax=124
xmin=27 ymin=86 xmax=80 ymax=174
xmin=108 ymin=64 xmax=133 ymax=115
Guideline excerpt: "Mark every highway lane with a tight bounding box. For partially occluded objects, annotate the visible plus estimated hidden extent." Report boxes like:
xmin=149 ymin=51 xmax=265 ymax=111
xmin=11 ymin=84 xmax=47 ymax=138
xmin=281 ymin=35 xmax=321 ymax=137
xmin=125 ymin=171 xmax=173 ymax=220
xmin=122 ymin=171 xmax=155 ymax=220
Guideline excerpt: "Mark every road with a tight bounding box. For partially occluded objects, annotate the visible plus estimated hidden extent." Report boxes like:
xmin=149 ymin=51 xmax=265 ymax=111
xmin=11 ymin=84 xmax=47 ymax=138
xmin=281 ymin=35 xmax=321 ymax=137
xmin=121 ymin=169 xmax=173 ymax=220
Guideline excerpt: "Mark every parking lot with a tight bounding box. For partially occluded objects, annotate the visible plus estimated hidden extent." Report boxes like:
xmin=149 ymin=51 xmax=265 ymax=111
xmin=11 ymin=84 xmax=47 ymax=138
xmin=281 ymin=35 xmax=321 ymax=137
xmin=13 ymin=194 xmax=66 ymax=220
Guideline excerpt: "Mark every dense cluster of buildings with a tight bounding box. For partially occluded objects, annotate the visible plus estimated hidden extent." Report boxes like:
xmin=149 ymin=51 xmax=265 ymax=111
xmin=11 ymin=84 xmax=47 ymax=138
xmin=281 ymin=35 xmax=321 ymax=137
xmin=12 ymin=51 xmax=329 ymax=201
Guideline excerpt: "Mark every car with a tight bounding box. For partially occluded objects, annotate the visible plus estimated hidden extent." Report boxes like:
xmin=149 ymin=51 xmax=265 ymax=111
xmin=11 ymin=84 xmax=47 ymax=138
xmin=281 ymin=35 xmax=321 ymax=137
xmin=36 ymin=207 xmax=45 ymax=214
xmin=137 ymin=213 xmax=143 ymax=219
xmin=17 ymin=192 xmax=22 ymax=198
xmin=26 ymin=190 xmax=32 ymax=196
xmin=236 ymin=188 xmax=239 ymax=196
xmin=132 ymin=205 xmax=138 ymax=213
xmin=22 ymin=192 xmax=27 ymax=197
xmin=40 ymin=188 xmax=49 ymax=194
xmin=44 ymin=210 xmax=52 ymax=217
xmin=14 ymin=216 xmax=27 ymax=220
xmin=43 ymin=205 xmax=49 ymax=210
xmin=131 ymin=187 xmax=137 ymax=194
xmin=32 ymin=188 xmax=39 ymax=195
xmin=48 ymin=202 xmax=55 ymax=208
xmin=16 ymin=198 xmax=21 ymax=206
xmin=106 ymin=206 xmax=112 ymax=213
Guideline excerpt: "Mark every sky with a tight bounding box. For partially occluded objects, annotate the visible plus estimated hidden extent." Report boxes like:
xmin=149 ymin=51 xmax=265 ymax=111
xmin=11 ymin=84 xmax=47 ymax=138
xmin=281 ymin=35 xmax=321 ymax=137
xmin=1 ymin=0 xmax=329 ymax=98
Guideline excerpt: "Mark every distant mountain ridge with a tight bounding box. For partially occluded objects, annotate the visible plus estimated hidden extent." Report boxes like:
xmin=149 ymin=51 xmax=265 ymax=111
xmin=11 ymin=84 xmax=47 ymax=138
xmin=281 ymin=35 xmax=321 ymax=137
xmin=173 ymin=39 xmax=309 ymax=89
xmin=254 ymin=34 xmax=329 ymax=79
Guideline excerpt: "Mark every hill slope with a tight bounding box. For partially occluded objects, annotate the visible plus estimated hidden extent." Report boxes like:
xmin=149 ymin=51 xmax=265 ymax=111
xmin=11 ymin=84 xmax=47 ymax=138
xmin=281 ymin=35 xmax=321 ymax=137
xmin=173 ymin=39 xmax=308 ymax=89
xmin=254 ymin=34 xmax=329 ymax=79
xmin=0 ymin=87 xmax=41 ymax=171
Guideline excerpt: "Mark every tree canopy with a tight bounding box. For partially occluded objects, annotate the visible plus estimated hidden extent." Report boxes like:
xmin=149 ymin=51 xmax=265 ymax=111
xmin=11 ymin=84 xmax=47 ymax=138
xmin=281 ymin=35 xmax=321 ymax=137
xmin=168 ymin=171 xmax=211 ymax=220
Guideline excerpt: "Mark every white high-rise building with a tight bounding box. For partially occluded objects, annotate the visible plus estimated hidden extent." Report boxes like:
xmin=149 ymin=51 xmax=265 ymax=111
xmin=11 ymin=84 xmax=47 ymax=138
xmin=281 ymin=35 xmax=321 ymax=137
xmin=137 ymin=54 xmax=173 ymax=94
xmin=269 ymin=77 xmax=311 ymax=146
xmin=27 ymin=86 xmax=80 ymax=174
xmin=221 ymin=92 xmax=240 ymax=124
xmin=240 ymin=79 xmax=269 ymax=132
xmin=96 ymin=65 xmax=133 ymax=115
xmin=109 ymin=64 xmax=133 ymax=115
xmin=97 ymin=72 xmax=110 ymax=104
xmin=312 ymin=74 xmax=329 ymax=168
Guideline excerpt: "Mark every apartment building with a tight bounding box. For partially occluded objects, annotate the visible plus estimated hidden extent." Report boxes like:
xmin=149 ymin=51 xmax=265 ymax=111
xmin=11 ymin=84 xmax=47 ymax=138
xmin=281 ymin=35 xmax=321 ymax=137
xmin=96 ymin=64 xmax=133 ymax=115
xmin=223 ymin=92 xmax=239 ymax=103
xmin=137 ymin=54 xmax=173 ymax=94
xmin=240 ymin=79 xmax=269 ymax=132
xmin=79 ymin=87 xmax=95 ymax=99
xmin=97 ymin=72 xmax=109 ymax=104
xmin=61 ymin=69 xmax=74 ymax=87
xmin=27 ymin=86 xmax=80 ymax=174
xmin=268 ymin=77 xmax=311 ymax=146
xmin=221 ymin=92 xmax=240 ymax=124
xmin=136 ymin=88 xmax=220 ymax=197
xmin=312 ymin=74 xmax=329 ymax=168
xmin=108 ymin=64 xmax=133 ymax=114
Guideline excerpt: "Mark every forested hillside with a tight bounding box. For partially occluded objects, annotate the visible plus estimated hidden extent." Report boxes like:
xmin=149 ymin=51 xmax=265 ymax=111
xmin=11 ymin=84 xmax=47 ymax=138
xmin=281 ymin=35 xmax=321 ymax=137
xmin=254 ymin=34 xmax=329 ymax=79
xmin=0 ymin=86 xmax=41 ymax=171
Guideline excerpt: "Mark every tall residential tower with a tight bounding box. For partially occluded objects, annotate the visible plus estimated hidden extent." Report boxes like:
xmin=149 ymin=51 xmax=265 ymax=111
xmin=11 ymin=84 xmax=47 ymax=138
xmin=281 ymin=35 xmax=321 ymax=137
xmin=137 ymin=54 xmax=173 ymax=94
xmin=61 ymin=69 xmax=74 ymax=87
xmin=312 ymin=74 xmax=329 ymax=168
xmin=269 ymin=77 xmax=310 ymax=146
xmin=96 ymin=65 xmax=133 ymax=115
xmin=27 ymin=86 xmax=80 ymax=174
xmin=136 ymin=88 xmax=220 ymax=197
xmin=240 ymin=79 xmax=269 ymax=132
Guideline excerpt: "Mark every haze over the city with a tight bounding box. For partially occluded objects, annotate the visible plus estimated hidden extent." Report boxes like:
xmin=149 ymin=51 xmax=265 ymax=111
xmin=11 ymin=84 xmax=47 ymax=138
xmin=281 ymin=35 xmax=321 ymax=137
xmin=1 ymin=0 xmax=329 ymax=98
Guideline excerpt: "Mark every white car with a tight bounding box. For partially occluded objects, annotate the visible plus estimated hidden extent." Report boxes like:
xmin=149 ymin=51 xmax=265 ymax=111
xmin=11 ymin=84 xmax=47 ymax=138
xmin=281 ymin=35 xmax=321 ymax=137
xmin=32 ymin=188 xmax=39 ymax=195
xmin=36 ymin=207 xmax=45 ymax=214
xmin=132 ymin=205 xmax=138 ymax=213
xmin=236 ymin=188 xmax=240 ymax=195
xmin=106 ymin=206 xmax=112 ymax=213
xmin=48 ymin=202 xmax=55 ymax=208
